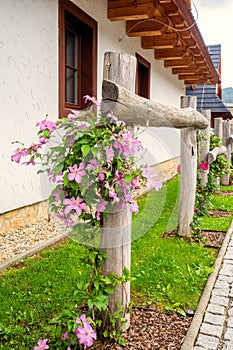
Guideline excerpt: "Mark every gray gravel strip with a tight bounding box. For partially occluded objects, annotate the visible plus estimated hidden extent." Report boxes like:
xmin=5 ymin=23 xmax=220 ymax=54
xmin=0 ymin=219 xmax=65 ymax=272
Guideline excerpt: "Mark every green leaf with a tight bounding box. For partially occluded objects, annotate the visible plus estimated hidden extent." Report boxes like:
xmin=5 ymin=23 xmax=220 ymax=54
xmin=81 ymin=144 xmax=90 ymax=157
xmin=124 ymin=173 xmax=135 ymax=184
xmin=54 ymin=163 xmax=64 ymax=176
xmin=63 ymin=172 xmax=69 ymax=186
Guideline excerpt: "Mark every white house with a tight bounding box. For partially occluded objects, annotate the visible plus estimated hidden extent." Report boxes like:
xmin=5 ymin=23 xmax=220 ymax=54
xmin=0 ymin=0 xmax=220 ymax=233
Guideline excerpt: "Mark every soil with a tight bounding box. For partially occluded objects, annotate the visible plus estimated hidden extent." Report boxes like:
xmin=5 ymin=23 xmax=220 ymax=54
xmin=93 ymin=308 xmax=192 ymax=349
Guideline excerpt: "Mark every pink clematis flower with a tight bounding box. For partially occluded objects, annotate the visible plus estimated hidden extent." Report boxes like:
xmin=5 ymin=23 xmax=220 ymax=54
xmin=83 ymin=95 xmax=100 ymax=106
xmin=142 ymin=166 xmax=162 ymax=190
xmin=130 ymin=201 xmax=139 ymax=213
xmin=61 ymin=331 xmax=68 ymax=340
xmin=176 ymin=164 xmax=181 ymax=174
xmin=67 ymin=163 xmax=86 ymax=183
xmin=75 ymin=321 xmax=96 ymax=349
xmin=106 ymin=146 xmax=115 ymax=163
xmin=36 ymin=119 xmax=57 ymax=132
xmin=96 ymin=200 xmax=108 ymax=213
xmin=199 ymin=161 xmax=209 ymax=171
xmin=11 ymin=148 xmax=28 ymax=163
xmin=63 ymin=196 xmax=87 ymax=216
xmin=34 ymin=339 xmax=49 ymax=350
xmin=86 ymin=159 xmax=100 ymax=170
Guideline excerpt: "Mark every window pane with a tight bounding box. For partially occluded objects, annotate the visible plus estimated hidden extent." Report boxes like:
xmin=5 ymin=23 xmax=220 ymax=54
xmin=66 ymin=29 xmax=77 ymax=68
xmin=66 ymin=67 xmax=77 ymax=104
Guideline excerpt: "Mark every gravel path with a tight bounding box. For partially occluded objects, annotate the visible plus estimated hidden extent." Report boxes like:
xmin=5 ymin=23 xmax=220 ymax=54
xmin=0 ymin=219 xmax=60 ymax=264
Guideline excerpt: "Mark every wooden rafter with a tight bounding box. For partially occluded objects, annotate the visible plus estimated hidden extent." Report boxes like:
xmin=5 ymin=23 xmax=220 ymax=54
xmin=141 ymin=33 xmax=178 ymax=49
xmin=107 ymin=0 xmax=220 ymax=85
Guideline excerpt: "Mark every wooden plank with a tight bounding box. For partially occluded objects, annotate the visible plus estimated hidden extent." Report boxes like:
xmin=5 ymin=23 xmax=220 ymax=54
xmin=178 ymin=96 xmax=197 ymax=237
xmin=126 ymin=18 xmax=167 ymax=37
xmin=102 ymin=80 xmax=209 ymax=129
xmin=142 ymin=33 xmax=178 ymax=49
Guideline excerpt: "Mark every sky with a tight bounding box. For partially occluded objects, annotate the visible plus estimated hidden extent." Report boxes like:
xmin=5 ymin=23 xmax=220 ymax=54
xmin=193 ymin=0 xmax=233 ymax=88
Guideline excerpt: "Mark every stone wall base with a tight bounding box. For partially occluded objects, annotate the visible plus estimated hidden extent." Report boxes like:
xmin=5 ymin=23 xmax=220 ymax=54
xmin=153 ymin=156 xmax=180 ymax=183
xmin=0 ymin=201 xmax=49 ymax=235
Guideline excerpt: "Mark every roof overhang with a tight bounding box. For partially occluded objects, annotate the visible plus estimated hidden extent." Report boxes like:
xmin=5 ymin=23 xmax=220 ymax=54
xmin=107 ymin=0 xmax=221 ymax=85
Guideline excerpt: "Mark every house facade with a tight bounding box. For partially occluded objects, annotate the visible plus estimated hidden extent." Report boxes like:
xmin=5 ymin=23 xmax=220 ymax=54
xmin=0 ymin=0 xmax=219 ymax=232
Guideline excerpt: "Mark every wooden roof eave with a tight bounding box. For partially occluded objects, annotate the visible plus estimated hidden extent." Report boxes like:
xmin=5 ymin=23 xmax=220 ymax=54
xmin=107 ymin=0 xmax=220 ymax=85
xmin=173 ymin=0 xmax=220 ymax=84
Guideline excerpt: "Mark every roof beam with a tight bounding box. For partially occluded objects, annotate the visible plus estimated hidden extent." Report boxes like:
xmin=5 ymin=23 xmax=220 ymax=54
xmin=178 ymin=74 xmax=204 ymax=80
xmin=155 ymin=47 xmax=187 ymax=59
xmin=126 ymin=18 xmax=167 ymax=36
xmin=164 ymin=57 xmax=193 ymax=67
xmin=172 ymin=66 xmax=199 ymax=74
xmin=142 ymin=33 xmax=178 ymax=49
xmin=108 ymin=1 xmax=156 ymax=21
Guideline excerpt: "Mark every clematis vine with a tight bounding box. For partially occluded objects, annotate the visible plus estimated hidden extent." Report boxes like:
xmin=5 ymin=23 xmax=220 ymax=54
xmin=11 ymin=95 xmax=162 ymax=227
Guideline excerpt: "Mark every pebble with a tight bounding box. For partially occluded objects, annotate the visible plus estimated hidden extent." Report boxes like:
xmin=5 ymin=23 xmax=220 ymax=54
xmin=0 ymin=219 xmax=60 ymax=264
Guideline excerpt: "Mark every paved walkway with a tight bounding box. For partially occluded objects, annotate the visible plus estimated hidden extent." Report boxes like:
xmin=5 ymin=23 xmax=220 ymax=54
xmin=181 ymin=220 xmax=233 ymax=350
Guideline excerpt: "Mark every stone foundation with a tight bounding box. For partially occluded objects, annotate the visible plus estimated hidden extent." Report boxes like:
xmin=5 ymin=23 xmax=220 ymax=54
xmin=153 ymin=156 xmax=180 ymax=183
xmin=0 ymin=201 xmax=49 ymax=235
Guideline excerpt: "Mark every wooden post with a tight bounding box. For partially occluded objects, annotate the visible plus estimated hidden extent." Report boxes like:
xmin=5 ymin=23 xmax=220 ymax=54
xmin=214 ymin=117 xmax=223 ymax=186
xmin=100 ymin=52 xmax=136 ymax=330
xmin=214 ymin=117 xmax=223 ymax=138
xmin=199 ymin=110 xmax=211 ymax=186
xmin=178 ymin=96 xmax=197 ymax=237
xmin=100 ymin=207 xmax=132 ymax=329
xmin=221 ymin=120 xmax=231 ymax=185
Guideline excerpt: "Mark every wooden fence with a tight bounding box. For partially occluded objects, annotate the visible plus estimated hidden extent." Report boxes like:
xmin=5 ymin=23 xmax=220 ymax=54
xmin=100 ymin=51 xmax=210 ymax=328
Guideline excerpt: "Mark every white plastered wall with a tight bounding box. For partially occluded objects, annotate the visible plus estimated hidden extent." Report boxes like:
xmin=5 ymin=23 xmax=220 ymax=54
xmin=1 ymin=0 xmax=184 ymax=213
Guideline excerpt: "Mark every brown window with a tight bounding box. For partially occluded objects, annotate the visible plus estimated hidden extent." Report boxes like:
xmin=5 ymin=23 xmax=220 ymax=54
xmin=59 ymin=0 xmax=97 ymax=117
xmin=135 ymin=53 xmax=150 ymax=99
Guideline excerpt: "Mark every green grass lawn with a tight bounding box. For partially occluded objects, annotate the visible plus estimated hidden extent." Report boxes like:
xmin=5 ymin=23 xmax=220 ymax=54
xmin=0 ymin=177 xmax=232 ymax=349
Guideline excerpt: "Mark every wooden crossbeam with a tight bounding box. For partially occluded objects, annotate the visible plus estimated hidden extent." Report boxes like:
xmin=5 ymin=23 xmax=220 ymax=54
xmin=142 ymin=33 xmax=178 ymax=49
xmin=102 ymin=79 xmax=209 ymax=129
xmin=126 ymin=18 xmax=168 ymax=36
xmin=154 ymin=47 xmax=187 ymax=59
xmin=164 ymin=57 xmax=193 ymax=67
xmin=108 ymin=1 xmax=155 ymax=21
xmin=172 ymin=66 xmax=199 ymax=74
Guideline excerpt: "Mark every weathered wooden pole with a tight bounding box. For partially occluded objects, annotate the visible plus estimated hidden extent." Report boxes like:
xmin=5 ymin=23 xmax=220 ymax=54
xmin=199 ymin=110 xmax=211 ymax=186
xmin=214 ymin=117 xmax=223 ymax=138
xmin=100 ymin=52 xmax=136 ymax=329
xmin=178 ymin=96 xmax=197 ymax=237
xmin=214 ymin=117 xmax=223 ymax=185
xmin=102 ymin=80 xmax=208 ymax=129
xmin=221 ymin=120 xmax=231 ymax=185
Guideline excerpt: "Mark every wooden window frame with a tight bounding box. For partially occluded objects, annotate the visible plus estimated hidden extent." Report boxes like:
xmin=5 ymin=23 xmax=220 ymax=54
xmin=135 ymin=53 xmax=151 ymax=99
xmin=59 ymin=0 xmax=97 ymax=117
